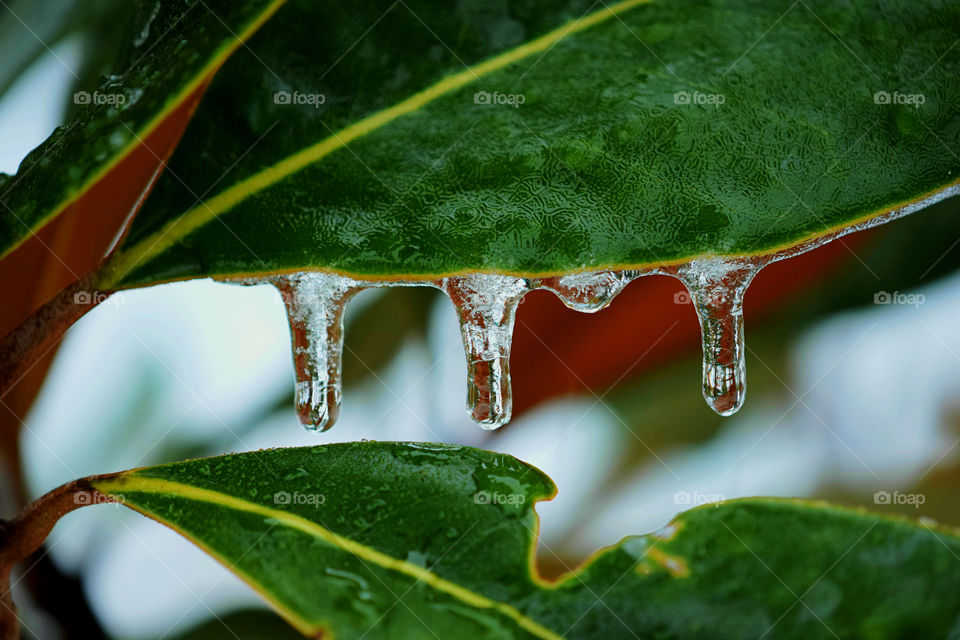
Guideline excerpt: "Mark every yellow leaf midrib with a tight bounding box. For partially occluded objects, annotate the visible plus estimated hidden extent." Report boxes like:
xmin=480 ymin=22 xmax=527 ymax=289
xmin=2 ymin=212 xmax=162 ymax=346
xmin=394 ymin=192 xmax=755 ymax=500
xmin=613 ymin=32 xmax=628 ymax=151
xmin=100 ymin=0 xmax=656 ymax=287
xmin=93 ymin=474 xmax=562 ymax=640
xmin=0 ymin=0 xmax=289 ymax=262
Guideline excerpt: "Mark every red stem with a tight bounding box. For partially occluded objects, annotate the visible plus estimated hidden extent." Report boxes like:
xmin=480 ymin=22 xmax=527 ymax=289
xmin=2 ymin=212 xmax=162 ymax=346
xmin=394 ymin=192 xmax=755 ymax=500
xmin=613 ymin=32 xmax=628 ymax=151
xmin=0 ymin=478 xmax=115 ymax=640
xmin=0 ymin=274 xmax=110 ymax=395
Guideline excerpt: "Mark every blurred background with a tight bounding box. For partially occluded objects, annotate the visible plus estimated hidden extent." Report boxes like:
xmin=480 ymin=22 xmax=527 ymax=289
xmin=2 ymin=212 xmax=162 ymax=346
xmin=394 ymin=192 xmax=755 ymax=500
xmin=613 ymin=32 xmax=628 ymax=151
xmin=3 ymin=3 xmax=960 ymax=639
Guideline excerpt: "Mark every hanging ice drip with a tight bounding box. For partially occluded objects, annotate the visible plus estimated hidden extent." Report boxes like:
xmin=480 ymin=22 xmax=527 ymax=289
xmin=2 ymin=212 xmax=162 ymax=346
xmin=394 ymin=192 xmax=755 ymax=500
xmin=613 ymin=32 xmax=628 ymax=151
xmin=255 ymin=261 xmax=763 ymax=431
xmin=440 ymin=274 xmax=529 ymax=429
xmin=535 ymin=269 xmax=640 ymax=312
xmin=672 ymin=259 xmax=759 ymax=416
xmin=236 ymin=256 xmax=767 ymax=432
xmin=272 ymin=272 xmax=366 ymax=431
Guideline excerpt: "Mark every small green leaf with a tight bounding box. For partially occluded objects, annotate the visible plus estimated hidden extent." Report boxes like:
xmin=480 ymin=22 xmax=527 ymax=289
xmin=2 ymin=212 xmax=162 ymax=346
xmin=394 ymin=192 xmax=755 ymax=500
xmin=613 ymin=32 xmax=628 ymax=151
xmin=0 ymin=0 xmax=286 ymax=261
xmin=92 ymin=442 xmax=960 ymax=638
xmin=104 ymin=0 xmax=960 ymax=287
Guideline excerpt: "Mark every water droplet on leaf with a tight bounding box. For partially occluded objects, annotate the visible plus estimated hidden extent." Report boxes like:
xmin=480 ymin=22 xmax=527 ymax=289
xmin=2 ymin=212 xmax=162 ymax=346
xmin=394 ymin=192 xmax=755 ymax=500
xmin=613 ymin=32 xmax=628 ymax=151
xmin=536 ymin=269 xmax=638 ymax=312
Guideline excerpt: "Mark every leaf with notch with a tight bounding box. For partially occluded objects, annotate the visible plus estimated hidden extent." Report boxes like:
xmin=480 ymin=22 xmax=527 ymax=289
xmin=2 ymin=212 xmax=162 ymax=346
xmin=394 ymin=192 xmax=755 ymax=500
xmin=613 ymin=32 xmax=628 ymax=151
xmin=88 ymin=442 xmax=960 ymax=639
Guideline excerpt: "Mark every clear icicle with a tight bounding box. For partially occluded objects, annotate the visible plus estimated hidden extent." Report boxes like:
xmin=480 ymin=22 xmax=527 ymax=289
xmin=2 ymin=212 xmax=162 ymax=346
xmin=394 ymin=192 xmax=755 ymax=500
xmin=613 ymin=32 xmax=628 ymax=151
xmin=441 ymin=274 xmax=529 ymax=429
xmin=676 ymin=259 xmax=759 ymax=417
xmin=272 ymin=272 xmax=364 ymax=431
xmin=537 ymin=270 xmax=638 ymax=312
xmin=222 ymin=257 xmax=766 ymax=430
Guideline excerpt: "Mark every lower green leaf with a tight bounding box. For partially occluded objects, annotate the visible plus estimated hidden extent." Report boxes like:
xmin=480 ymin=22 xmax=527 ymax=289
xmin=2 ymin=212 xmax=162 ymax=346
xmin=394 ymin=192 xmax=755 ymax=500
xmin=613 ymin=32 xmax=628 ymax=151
xmin=92 ymin=443 xmax=960 ymax=639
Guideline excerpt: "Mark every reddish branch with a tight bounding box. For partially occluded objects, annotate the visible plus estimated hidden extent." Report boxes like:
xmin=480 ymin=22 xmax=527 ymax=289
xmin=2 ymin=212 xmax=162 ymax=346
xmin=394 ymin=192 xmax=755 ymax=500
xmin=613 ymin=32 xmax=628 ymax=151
xmin=0 ymin=274 xmax=112 ymax=396
xmin=0 ymin=479 xmax=114 ymax=640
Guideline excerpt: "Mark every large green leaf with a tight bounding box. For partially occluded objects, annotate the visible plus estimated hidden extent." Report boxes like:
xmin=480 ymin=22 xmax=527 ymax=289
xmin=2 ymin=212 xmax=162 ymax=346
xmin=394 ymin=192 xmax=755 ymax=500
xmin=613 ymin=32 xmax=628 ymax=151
xmin=91 ymin=442 xmax=960 ymax=638
xmin=0 ymin=0 xmax=287 ymax=261
xmin=102 ymin=0 xmax=960 ymax=288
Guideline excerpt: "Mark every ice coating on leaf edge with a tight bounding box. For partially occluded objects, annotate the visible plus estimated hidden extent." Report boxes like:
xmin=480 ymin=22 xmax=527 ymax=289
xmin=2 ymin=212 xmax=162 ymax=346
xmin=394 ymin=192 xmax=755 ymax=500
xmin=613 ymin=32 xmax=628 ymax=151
xmin=221 ymin=252 xmax=796 ymax=429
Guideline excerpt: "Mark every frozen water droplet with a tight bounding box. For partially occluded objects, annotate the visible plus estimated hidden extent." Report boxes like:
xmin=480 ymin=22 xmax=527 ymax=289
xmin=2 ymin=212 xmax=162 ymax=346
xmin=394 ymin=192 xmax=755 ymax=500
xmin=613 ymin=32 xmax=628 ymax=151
xmin=273 ymin=272 xmax=364 ymax=431
xmin=674 ymin=259 xmax=759 ymax=416
xmin=441 ymin=274 xmax=528 ymax=429
xmin=123 ymin=87 xmax=144 ymax=109
xmin=108 ymin=130 xmax=126 ymax=148
xmin=536 ymin=270 xmax=638 ymax=312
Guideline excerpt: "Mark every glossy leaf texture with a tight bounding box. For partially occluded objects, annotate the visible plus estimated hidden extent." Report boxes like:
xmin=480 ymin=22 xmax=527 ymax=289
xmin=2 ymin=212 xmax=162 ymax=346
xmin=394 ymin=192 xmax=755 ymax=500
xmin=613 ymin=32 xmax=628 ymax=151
xmin=91 ymin=442 xmax=960 ymax=639
xmin=0 ymin=0 xmax=287 ymax=261
xmin=105 ymin=0 xmax=960 ymax=288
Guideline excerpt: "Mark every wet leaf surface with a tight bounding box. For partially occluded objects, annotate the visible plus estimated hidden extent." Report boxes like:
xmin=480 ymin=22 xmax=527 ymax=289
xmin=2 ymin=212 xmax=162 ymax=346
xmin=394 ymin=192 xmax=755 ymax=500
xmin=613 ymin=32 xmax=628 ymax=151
xmin=105 ymin=0 xmax=960 ymax=286
xmin=92 ymin=442 xmax=960 ymax=639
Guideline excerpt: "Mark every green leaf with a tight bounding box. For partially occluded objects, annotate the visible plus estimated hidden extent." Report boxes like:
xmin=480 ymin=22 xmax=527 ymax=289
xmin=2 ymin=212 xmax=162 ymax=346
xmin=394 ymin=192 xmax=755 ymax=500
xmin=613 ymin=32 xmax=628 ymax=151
xmin=103 ymin=0 xmax=960 ymax=288
xmin=91 ymin=442 xmax=960 ymax=638
xmin=0 ymin=0 xmax=287 ymax=261
xmin=170 ymin=609 xmax=302 ymax=640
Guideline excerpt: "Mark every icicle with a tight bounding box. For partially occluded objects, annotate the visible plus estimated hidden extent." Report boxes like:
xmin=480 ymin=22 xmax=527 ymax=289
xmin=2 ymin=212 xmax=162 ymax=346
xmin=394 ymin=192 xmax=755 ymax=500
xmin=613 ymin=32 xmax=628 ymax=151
xmin=224 ymin=256 xmax=765 ymax=429
xmin=675 ymin=259 xmax=759 ymax=417
xmin=441 ymin=274 xmax=529 ymax=429
xmin=272 ymin=272 xmax=365 ymax=431
xmin=536 ymin=270 xmax=638 ymax=312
